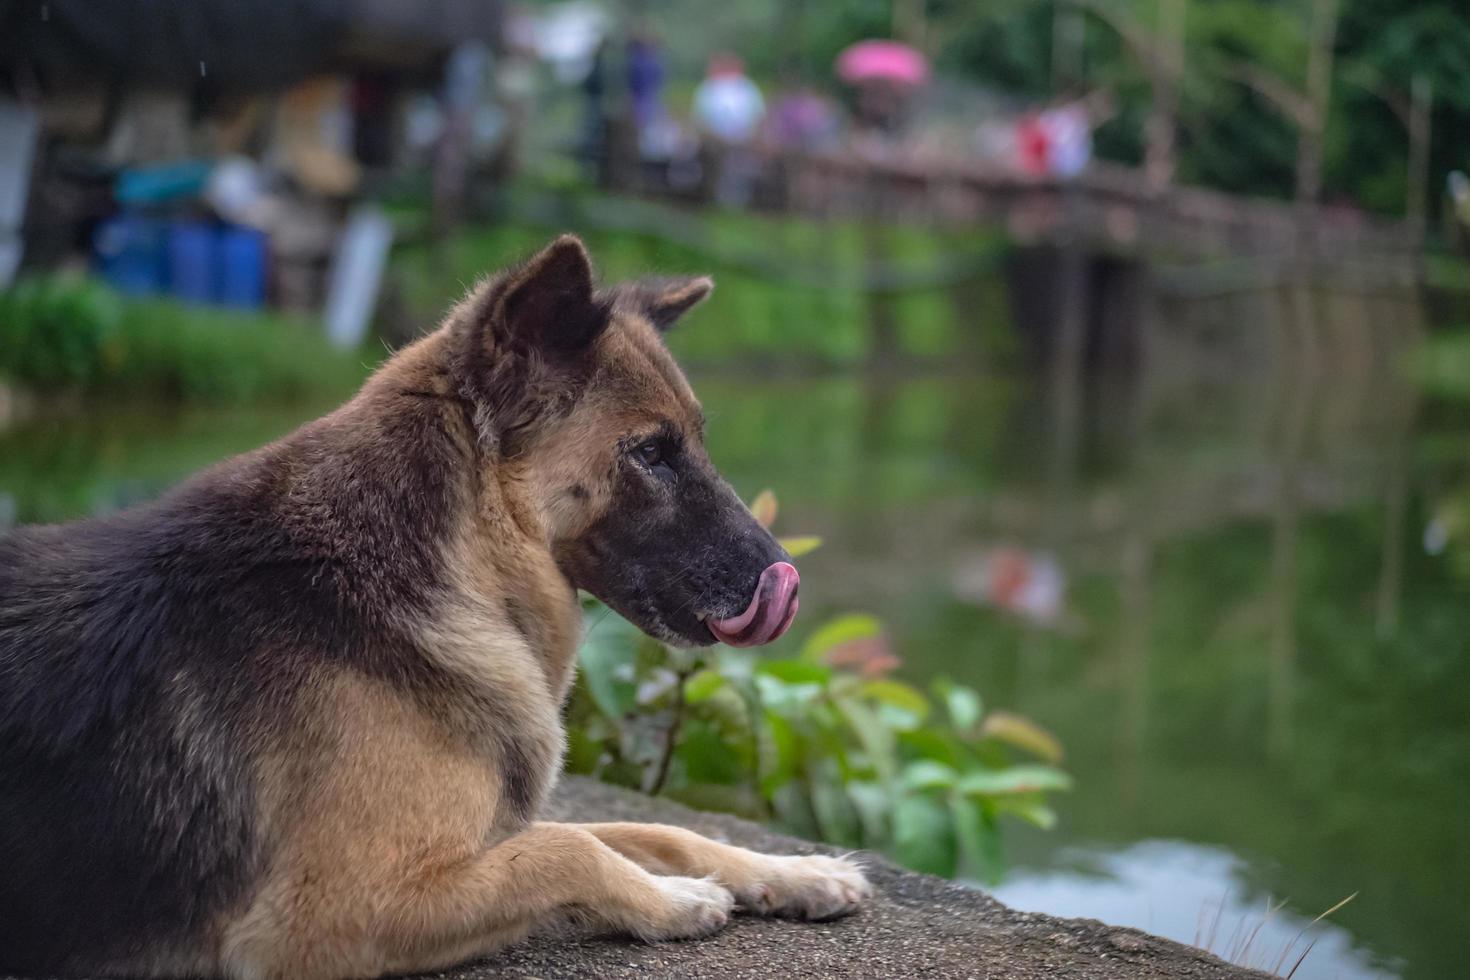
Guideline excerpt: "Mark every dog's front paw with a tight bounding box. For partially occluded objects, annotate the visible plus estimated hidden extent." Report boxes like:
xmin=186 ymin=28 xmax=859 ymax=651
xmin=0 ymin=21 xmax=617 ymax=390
xmin=733 ymin=854 xmax=872 ymax=921
xmin=637 ymin=875 xmax=735 ymax=941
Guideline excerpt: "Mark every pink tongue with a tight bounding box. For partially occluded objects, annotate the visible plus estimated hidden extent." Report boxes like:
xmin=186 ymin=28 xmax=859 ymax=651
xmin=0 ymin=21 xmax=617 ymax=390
xmin=708 ymin=562 xmax=800 ymax=647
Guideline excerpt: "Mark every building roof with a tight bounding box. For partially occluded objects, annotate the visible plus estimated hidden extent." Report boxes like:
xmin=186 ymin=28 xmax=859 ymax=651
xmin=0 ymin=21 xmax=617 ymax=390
xmin=1 ymin=0 xmax=503 ymax=90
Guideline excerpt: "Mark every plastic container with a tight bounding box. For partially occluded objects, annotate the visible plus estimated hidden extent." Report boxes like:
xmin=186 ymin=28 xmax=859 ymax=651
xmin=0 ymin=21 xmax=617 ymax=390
xmin=93 ymin=215 xmax=166 ymax=296
xmin=167 ymin=220 xmax=220 ymax=304
xmin=217 ymin=225 xmax=268 ymax=309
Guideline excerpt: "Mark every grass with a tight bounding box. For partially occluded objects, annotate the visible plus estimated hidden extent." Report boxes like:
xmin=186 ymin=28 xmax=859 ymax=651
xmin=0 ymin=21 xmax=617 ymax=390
xmin=0 ymin=276 xmax=373 ymax=404
xmin=2 ymin=183 xmax=1016 ymax=404
xmin=1195 ymin=891 xmax=1358 ymax=977
xmin=389 ymin=184 xmax=1016 ymax=368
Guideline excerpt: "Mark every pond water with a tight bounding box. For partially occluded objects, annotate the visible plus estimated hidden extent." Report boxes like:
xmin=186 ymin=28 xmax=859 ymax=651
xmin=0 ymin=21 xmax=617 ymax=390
xmin=3 ymin=341 xmax=1466 ymax=979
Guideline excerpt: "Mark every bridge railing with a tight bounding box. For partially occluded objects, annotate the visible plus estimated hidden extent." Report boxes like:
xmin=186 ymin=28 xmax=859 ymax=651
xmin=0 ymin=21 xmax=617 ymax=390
xmin=606 ymin=141 xmax=1419 ymax=264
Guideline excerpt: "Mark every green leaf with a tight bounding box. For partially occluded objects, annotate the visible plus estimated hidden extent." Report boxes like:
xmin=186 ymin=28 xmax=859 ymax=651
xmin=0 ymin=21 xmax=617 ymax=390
xmin=897 ymin=729 xmax=965 ymax=767
xmin=770 ymin=781 xmax=821 ymax=841
xmin=577 ymin=618 xmax=639 ymax=719
xmin=846 ymin=779 xmax=891 ymax=845
xmin=778 ymin=535 xmax=823 ymax=558
xmin=952 ymin=796 xmax=1004 ymax=885
xmin=1008 ymin=800 xmax=1058 ymax=830
xmin=684 ymin=669 xmax=727 ymax=703
xmin=675 ymin=721 xmax=747 ymax=785
xmin=957 ymin=765 xmax=1073 ymax=797
xmin=861 ymin=679 xmax=931 ymax=724
xmin=759 ymin=710 xmax=800 ymax=796
xmin=893 ymin=793 xmax=958 ymax=877
xmin=756 ymin=658 xmax=833 ymax=685
xmin=834 ymin=696 xmax=899 ymax=787
xmin=903 ymin=759 xmax=958 ymax=791
xmin=801 ymin=613 xmax=883 ymax=662
xmin=934 ymin=678 xmax=983 ymax=732
xmin=810 ymin=768 xmax=863 ymax=848
xmin=981 ymin=712 xmax=1064 ymax=763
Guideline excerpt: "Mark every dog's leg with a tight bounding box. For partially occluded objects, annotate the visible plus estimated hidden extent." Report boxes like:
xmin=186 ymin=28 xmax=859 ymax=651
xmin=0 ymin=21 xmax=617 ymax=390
xmin=577 ymin=822 xmax=871 ymax=921
xmin=228 ymin=822 xmax=734 ymax=980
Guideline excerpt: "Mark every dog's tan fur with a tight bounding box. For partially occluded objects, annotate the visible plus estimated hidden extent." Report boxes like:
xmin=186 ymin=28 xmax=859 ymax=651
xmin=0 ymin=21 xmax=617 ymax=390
xmin=156 ymin=239 xmax=872 ymax=979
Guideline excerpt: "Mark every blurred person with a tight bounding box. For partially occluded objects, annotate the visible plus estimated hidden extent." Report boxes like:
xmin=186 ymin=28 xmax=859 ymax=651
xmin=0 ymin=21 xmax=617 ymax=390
xmin=626 ymin=30 xmax=685 ymax=173
xmin=836 ymin=40 xmax=927 ymax=140
xmin=580 ymin=38 xmax=611 ymax=177
xmin=766 ymin=85 xmax=840 ymax=153
xmin=626 ymin=31 xmax=665 ymax=135
xmin=1016 ymin=112 xmax=1050 ymax=176
xmin=432 ymin=42 xmax=489 ymax=239
xmin=1038 ymin=103 xmax=1090 ymax=179
xmin=692 ymin=54 xmax=766 ymax=206
xmin=693 ymin=53 xmax=765 ymax=145
xmin=850 ymin=81 xmax=908 ymax=137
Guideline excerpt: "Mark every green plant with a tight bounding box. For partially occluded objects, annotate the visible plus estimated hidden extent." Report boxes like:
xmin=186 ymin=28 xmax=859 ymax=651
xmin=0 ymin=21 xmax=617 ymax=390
xmin=0 ymin=276 xmax=372 ymax=403
xmin=0 ymin=275 xmax=125 ymax=388
xmin=567 ymin=491 xmax=1069 ymax=883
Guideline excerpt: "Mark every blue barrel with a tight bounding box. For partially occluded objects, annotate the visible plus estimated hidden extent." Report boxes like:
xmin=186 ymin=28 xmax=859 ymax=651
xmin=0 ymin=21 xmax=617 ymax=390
xmin=93 ymin=215 xmax=166 ymax=296
xmin=218 ymin=226 xmax=268 ymax=309
xmin=167 ymin=220 xmax=220 ymax=304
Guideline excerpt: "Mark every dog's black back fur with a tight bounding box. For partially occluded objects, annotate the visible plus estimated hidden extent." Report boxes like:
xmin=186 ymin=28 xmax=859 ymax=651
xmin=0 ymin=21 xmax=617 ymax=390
xmin=1 ymin=496 xmax=268 ymax=972
xmin=0 ymin=402 xmax=463 ymax=974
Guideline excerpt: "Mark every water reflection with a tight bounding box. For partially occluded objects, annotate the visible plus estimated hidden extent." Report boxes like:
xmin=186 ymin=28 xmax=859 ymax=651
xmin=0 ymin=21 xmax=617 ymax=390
xmin=993 ymin=840 xmax=1395 ymax=979
xmin=1 ymin=324 xmax=1465 ymax=977
xmin=693 ymin=355 xmax=1463 ymax=980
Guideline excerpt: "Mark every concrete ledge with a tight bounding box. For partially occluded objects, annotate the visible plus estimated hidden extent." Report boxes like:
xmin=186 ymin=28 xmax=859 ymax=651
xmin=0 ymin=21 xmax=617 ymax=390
xmin=3 ymin=776 xmax=1265 ymax=980
xmin=436 ymin=777 xmax=1267 ymax=979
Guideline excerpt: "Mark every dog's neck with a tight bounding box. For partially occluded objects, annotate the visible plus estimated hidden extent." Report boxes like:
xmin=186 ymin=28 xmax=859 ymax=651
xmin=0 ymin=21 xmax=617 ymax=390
xmin=361 ymin=328 xmax=584 ymax=699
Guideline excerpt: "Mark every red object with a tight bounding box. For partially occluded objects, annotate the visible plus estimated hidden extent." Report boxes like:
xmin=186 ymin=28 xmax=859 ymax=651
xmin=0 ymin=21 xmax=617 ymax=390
xmin=1017 ymin=114 xmax=1050 ymax=176
xmin=988 ymin=548 xmax=1032 ymax=609
xmin=836 ymin=40 xmax=930 ymax=87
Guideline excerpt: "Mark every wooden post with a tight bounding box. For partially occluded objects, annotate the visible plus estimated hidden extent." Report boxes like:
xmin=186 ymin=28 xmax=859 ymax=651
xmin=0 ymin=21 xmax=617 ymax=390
xmin=1406 ymin=73 xmax=1434 ymax=244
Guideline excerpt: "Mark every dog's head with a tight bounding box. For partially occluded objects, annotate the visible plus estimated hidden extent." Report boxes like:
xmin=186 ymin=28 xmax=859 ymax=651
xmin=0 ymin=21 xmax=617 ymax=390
xmin=448 ymin=235 xmax=797 ymax=647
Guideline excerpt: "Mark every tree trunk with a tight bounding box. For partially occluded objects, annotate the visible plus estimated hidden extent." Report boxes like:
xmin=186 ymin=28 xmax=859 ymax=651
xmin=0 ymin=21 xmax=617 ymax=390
xmin=1143 ymin=0 xmax=1186 ymax=189
xmin=1052 ymin=3 xmax=1086 ymax=93
xmin=893 ymin=0 xmax=928 ymax=51
xmin=1294 ymin=0 xmax=1339 ymax=255
xmin=1405 ymin=73 xmax=1433 ymax=241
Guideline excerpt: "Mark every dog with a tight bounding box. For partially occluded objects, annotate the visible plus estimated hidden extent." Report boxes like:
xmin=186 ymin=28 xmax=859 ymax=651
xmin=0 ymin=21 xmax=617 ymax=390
xmin=0 ymin=236 xmax=870 ymax=979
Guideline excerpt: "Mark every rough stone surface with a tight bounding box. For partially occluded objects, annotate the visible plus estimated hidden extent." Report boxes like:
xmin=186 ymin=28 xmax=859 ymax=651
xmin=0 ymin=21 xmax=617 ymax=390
xmin=6 ymin=777 xmax=1267 ymax=980
xmin=420 ymin=777 xmax=1267 ymax=980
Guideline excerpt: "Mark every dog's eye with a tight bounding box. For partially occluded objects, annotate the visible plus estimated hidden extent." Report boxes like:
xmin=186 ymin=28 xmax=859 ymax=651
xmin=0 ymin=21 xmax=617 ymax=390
xmin=635 ymin=440 xmax=663 ymax=468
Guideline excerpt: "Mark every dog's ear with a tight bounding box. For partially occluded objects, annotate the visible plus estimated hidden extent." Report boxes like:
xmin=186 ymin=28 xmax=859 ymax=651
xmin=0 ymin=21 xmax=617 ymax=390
xmin=496 ymin=235 xmax=611 ymax=356
xmin=615 ymin=276 xmax=715 ymax=332
xmin=449 ymin=236 xmax=611 ymax=450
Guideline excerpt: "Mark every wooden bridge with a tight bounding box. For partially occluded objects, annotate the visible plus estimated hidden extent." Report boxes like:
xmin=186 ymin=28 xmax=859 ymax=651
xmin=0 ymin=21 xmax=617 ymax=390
xmin=610 ymin=144 xmax=1421 ymax=269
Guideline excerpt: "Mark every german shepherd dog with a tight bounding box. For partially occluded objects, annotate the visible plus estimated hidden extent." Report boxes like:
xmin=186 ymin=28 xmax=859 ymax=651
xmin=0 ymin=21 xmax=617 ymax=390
xmin=0 ymin=236 xmax=870 ymax=979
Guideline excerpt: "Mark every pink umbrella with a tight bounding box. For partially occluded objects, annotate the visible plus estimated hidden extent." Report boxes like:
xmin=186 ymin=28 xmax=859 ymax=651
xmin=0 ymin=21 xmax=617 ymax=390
xmin=836 ymin=40 xmax=930 ymax=87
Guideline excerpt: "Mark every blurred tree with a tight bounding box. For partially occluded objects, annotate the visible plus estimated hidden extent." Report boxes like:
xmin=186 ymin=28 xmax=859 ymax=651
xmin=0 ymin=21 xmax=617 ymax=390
xmin=613 ymin=0 xmax=1470 ymax=217
xmin=1195 ymin=0 xmax=1340 ymax=221
xmin=1333 ymin=0 xmax=1470 ymax=223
